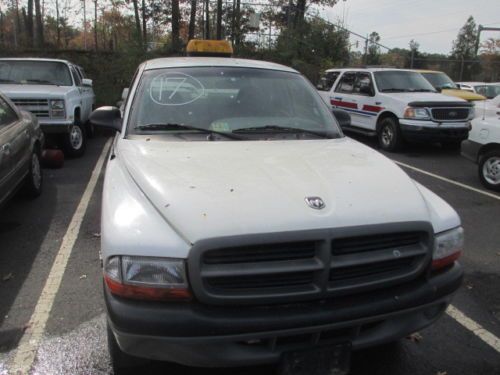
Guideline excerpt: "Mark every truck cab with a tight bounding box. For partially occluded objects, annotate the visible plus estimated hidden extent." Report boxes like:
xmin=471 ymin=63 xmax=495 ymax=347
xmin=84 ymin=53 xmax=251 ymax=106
xmin=318 ymin=68 xmax=474 ymax=151
xmin=0 ymin=58 xmax=95 ymax=157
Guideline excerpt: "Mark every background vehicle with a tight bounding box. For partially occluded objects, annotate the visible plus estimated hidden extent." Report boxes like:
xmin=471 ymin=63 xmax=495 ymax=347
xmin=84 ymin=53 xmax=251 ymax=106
xmin=0 ymin=58 xmax=95 ymax=157
xmin=462 ymin=115 xmax=500 ymax=191
xmin=418 ymin=70 xmax=486 ymax=102
xmin=92 ymin=45 xmax=464 ymax=374
xmin=457 ymin=82 xmax=500 ymax=99
xmin=318 ymin=68 xmax=474 ymax=151
xmin=0 ymin=91 xmax=44 ymax=207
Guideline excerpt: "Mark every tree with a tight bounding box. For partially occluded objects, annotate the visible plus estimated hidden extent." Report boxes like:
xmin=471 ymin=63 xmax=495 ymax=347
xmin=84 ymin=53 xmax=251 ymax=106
xmin=171 ymin=0 xmax=180 ymax=51
xmin=366 ymin=31 xmax=381 ymax=65
xmin=188 ymin=0 xmax=197 ymax=40
xmin=216 ymin=0 xmax=222 ymax=39
xmin=131 ymin=0 xmax=142 ymax=47
xmin=26 ymin=0 xmax=34 ymax=47
xmin=34 ymin=0 xmax=43 ymax=47
xmin=409 ymin=39 xmax=419 ymax=68
xmin=451 ymin=16 xmax=478 ymax=59
xmin=141 ymin=0 xmax=146 ymax=45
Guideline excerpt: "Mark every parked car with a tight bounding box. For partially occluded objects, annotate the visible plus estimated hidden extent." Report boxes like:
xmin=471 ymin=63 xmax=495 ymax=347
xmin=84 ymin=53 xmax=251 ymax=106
xmin=475 ymin=95 xmax=500 ymax=119
xmin=0 ymin=58 xmax=95 ymax=157
xmin=417 ymin=70 xmax=486 ymax=102
xmin=91 ymin=41 xmax=464 ymax=374
xmin=457 ymin=82 xmax=500 ymax=99
xmin=317 ymin=68 xmax=474 ymax=151
xmin=0 ymin=91 xmax=44 ymax=207
xmin=462 ymin=115 xmax=500 ymax=191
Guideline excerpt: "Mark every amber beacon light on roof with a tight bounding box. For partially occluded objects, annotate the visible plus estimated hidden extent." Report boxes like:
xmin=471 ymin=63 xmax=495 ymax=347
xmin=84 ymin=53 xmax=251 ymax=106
xmin=186 ymin=39 xmax=233 ymax=57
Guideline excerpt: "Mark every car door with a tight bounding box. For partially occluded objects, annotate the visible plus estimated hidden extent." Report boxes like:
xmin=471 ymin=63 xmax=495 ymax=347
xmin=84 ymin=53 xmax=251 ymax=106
xmin=317 ymin=71 xmax=341 ymax=105
xmin=331 ymin=72 xmax=363 ymax=128
xmin=0 ymin=95 xmax=29 ymax=202
xmin=350 ymin=72 xmax=379 ymax=130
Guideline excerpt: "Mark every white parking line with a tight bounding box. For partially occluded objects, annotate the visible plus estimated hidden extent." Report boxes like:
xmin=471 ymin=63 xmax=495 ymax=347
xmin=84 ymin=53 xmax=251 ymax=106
xmin=447 ymin=305 xmax=500 ymax=353
xmin=394 ymin=160 xmax=500 ymax=201
xmin=9 ymin=139 xmax=112 ymax=375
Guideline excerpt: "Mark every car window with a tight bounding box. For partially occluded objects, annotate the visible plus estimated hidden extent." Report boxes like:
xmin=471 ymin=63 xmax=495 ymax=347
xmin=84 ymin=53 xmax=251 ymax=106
xmin=353 ymin=73 xmax=374 ymax=96
xmin=0 ymin=60 xmax=73 ymax=86
xmin=374 ymin=71 xmax=436 ymax=92
xmin=0 ymin=96 xmax=18 ymax=127
xmin=421 ymin=72 xmax=457 ymax=90
xmin=335 ymin=72 xmax=356 ymax=94
xmin=475 ymin=85 xmax=500 ymax=99
xmin=317 ymin=71 xmax=340 ymax=91
xmin=128 ymin=67 xmax=341 ymax=138
xmin=70 ymin=66 xmax=82 ymax=86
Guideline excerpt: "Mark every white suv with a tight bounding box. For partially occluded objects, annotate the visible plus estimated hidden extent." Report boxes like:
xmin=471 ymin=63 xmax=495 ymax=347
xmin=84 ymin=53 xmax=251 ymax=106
xmin=318 ymin=68 xmax=474 ymax=151
xmin=0 ymin=58 xmax=95 ymax=157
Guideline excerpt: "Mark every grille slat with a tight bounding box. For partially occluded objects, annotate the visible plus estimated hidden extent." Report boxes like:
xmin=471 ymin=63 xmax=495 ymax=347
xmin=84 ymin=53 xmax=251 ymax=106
xmin=332 ymin=232 xmax=421 ymax=255
xmin=207 ymin=272 xmax=315 ymax=290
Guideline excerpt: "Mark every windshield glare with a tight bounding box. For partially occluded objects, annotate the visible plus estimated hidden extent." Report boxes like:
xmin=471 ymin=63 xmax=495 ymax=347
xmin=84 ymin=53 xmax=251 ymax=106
xmin=422 ymin=72 xmax=457 ymax=90
xmin=0 ymin=60 xmax=73 ymax=86
xmin=128 ymin=67 xmax=341 ymax=139
xmin=374 ymin=71 xmax=436 ymax=92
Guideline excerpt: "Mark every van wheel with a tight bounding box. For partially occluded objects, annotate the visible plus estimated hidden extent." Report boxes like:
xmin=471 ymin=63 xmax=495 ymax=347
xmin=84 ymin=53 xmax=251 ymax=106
xmin=107 ymin=323 xmax=148 ymax=374
xmin=22 ymin=150 xmax=43 ymax=198
xmin=63 ymin=122 xmax=86 ymax=158
xmin=478 ymin=150 xmax=500 ymax=191
xmin=377 ymin=117 xmax=403 ymax=152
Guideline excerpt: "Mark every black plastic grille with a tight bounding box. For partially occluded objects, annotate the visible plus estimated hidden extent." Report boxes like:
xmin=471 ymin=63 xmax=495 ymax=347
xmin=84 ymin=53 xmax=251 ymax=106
xmin=332 ymin=232 xmax=421 ymax=255
xmin=431 ymin=107 xmax=469 ymax=121
xmin=207 ymin=271 xmax=315 ymax=290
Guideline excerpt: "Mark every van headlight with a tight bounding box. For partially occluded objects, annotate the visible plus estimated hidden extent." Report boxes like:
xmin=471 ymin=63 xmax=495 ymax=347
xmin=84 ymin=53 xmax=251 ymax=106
xmin=104 ymin=256 xmax=191 ymax=301
xmin=432 ymin=227 xmax=464 ymax=270
xmin=403 ymin=107 xmax=430 ymax=120
xmin=50 ymin=99 xmax=66 ymax=118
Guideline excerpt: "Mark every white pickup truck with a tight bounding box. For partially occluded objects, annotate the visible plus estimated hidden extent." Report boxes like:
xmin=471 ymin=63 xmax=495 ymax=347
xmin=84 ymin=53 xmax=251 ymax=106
xmin=0 ymin=58 xmax=95 ymax=157
xmin=317 ymin=68 xmax=474 ymax=151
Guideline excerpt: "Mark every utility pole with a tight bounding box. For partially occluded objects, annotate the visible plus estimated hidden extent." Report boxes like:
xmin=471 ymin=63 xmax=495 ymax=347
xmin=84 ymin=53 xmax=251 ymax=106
xmin=363 ymin=36 xmax=369 ymax=65
xmin=475 ymin=25 xmax=500 ymax=56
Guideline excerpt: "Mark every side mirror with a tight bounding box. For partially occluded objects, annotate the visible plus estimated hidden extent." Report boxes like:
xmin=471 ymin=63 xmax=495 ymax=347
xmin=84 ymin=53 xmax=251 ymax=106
xmin=90 ymin=106 xmax=122 ymax=132
xmin=332 ymin=109 xmax=351 ymax=128
xmin=82 ymin=78 xmax=93 ymax=87
xmin=121 ymin=88 xmax=129 ymax=101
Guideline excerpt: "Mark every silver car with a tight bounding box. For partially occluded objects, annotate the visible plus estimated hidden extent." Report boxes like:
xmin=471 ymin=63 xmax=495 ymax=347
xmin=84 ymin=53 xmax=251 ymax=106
xmin=0 ymin=91 xmax=44 ymax=207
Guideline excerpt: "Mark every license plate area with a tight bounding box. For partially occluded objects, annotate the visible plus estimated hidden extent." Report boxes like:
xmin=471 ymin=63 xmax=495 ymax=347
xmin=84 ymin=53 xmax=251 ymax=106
xmin=279 ymin=342 xmax=351 ymax=375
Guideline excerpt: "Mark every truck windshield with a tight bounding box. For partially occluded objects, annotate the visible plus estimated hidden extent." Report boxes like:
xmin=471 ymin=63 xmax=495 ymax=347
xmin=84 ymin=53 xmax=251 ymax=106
xmin=421 ymin=72 xmax=458 ymax=90
xmin=128 ymin=67 xmax=341 ymax=139
xmin=0 ymin=60 xmax=73 ymax=86
xmin=374 ymin=71 xmax=436 ymax=93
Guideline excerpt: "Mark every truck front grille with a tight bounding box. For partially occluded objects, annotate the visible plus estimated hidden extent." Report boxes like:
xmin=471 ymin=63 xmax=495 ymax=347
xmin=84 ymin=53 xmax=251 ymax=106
xmin=431 ymin=107 xmax=470 ymax=121
xmin=189 ymin=225 xmax=432 ymax=305
xmin=11 ymin=98 xmax=50 ymax=118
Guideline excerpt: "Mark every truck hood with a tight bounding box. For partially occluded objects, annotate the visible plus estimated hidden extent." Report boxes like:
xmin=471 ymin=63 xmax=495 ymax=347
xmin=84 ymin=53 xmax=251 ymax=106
xmin=0 ymin=84 xmax=71 ymax=99
xmin=381 ymin=92 xmax=467 ymax=104
xmin=117 ymin=137 xmax=433 ymax=243
xmin=441 ymin=88 xmax=486 ymax=102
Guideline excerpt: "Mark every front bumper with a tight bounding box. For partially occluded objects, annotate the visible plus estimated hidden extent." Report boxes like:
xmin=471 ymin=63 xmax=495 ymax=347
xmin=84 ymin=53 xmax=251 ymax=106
xmin=399 ymin=119 xmax=470 ymax=143
xmin=106 ymin=262 xmax=463 ymax=367
xmin=39 ymin=119 xmax=73 ymax=134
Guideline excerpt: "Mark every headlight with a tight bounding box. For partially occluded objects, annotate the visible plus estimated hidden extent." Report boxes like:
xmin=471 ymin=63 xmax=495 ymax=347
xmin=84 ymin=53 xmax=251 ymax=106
xmin=103 ymin=256 xmax=191 ymax=301
xmin=49 ymin=99 xmax=66 ymax=118
xmin=404 ymin=107 xmax=430 ymax=120
xmin=432 ymin=227 xmax=464 ymax=270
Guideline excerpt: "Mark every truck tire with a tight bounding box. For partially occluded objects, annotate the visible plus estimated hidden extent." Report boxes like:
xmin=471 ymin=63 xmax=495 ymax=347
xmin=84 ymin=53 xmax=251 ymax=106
xmin=107 ymin=323 xmax=148 ymax=375
xmin=478 ymin=149 xmax=500 ymax=191
xmin=377 ymin=117 xmax=403 ymax=152
xmin=22 ymin=149 xmax=43 ymax=198
xmin=63 ymin=122 xmax=86 ymax=158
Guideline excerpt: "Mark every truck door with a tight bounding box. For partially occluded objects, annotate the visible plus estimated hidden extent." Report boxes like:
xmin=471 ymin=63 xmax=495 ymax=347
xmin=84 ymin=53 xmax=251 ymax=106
xmin=0 ymin=96 xmax=29 ymax=201
xmin=331 ymin=72 xmax=362 ymax=128
xmin=350 ymin=72 xmax=379 ymax=130
xmin=317 ymin=71 xmax=341 ymax=106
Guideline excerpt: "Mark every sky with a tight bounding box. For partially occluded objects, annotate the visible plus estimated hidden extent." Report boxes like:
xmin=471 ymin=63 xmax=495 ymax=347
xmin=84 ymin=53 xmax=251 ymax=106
xmin=321 ymin=0 xmax=500 ymax=54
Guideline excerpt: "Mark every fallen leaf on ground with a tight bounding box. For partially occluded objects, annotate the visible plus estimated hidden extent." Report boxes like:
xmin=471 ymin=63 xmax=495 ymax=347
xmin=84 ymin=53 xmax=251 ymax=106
xmin=406 ymin=332 xmax=423 ymax=343
xmin=79 ymin=274 xmax=87 ymax=279
xmin=436 ymin=371 xmax=448 ymax=375
xmin=2 ymin=273 xmax=13 ymax=282
xmin=92 ymin=232 xmax=101 ymax=238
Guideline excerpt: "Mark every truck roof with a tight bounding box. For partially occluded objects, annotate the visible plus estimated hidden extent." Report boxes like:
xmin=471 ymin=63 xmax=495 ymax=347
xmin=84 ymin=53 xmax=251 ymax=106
xmin=324 ymin=67 xmax=420 ymax=73
xmin=143 ymin=57 xmax=298 ymax=73
xmin=0 ymin=57 xmax=72 ymax=65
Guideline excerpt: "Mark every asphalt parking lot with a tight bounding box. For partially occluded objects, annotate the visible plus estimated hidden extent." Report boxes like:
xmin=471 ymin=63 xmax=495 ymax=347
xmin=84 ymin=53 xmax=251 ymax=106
xmin=0 ymin=133 xmax=499 ymax=375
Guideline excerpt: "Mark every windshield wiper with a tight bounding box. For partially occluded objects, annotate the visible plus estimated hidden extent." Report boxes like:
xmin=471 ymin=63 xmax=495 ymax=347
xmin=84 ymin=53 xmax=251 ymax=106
xmin=408 ymin=89 xmax=436 ymax=92
xmin=233 ymin=125 xmax=334 ymax=139
xmin=25 ymin=79 xmax=58 ymax=86
xmin=0 ymin=78 xmax=16 ymax=83
xmin=134 ymin=123 xmax=242 ymax=140
xmin=380 ymin=88 xmax=409 ymax=92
